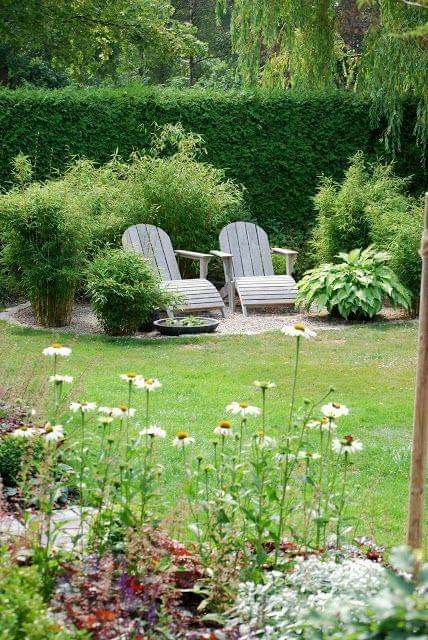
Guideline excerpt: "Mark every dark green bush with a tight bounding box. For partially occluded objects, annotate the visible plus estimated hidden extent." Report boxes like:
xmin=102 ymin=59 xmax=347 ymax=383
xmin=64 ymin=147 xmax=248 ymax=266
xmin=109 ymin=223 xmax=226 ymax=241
xmin=0 ymin=87 xmax=422 ymax=255
xmin=0 ymin=434 xmax=43 ymax=487
xmin=87 ymin=249 xmax=175 ymax=335
xmin=296 ymin=247 xmax=411 ymax=320
xmin=311 ymin=153 xmax=423 ymax=304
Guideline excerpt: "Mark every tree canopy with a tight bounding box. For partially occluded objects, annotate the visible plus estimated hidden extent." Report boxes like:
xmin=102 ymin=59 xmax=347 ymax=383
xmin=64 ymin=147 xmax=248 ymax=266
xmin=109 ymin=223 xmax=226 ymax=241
xmin=0 ymin=0 xmax=204 ymax=85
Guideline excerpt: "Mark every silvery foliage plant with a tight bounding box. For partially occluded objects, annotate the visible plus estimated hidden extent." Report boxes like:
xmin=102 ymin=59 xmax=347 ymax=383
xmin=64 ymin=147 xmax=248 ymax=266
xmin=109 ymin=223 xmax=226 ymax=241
xmin=230 ymin=546 xmax=428 ymax=639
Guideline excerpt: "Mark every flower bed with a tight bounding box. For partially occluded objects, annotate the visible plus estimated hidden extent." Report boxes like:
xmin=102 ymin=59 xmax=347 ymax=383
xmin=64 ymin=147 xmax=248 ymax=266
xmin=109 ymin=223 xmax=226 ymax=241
xmin=0 ymin=323 xmax=426 ymax=638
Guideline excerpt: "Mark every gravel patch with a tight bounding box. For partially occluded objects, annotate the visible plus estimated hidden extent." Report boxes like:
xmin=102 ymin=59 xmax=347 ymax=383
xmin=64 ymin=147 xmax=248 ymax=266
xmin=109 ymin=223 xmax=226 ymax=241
xmin=1 ymin=301 xmax=412 ymax=338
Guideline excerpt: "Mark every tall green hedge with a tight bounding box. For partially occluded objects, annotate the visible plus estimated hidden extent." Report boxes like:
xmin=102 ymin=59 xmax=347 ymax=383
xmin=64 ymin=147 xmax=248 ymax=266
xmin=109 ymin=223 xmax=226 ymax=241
xmin=0 ymin=87 xmax=423 ymax=252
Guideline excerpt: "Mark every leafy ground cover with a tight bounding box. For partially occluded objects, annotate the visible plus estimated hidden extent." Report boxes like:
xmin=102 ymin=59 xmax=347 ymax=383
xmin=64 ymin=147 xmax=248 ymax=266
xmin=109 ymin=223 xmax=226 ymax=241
xmin=0 ymin=319 xmax=417 ymax=548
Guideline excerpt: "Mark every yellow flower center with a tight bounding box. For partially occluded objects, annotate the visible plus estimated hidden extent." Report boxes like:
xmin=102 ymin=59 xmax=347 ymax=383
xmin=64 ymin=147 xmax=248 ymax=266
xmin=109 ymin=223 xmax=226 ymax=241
xmin=126 ymin=372 xmax=137 ymax=378
xmin=118 ymin=404 xmax=128 ymax=412
xmin=145 ymin=378 xmax=154 ymax=385
xmin=52 ymin=342 xmax=62 ymax=348
xmin=218 ymin=420 xmax=231 ymax=428
xmin=332 ymin=402 xmax=341 ymax=409
xmin=176 ymin=431 xmax=189 ymax=440
xmin=321 ymin=417 xmax=329 ymax=424
xmin=45 ymin=425 xmax=53 ymax=433
xmin=294 ymin=323 xmax=305 ymax=331
xmin=21 ymin=426 xmax=29 ymax=431
xmin=239 ymin=402 xmax=249 ymax=409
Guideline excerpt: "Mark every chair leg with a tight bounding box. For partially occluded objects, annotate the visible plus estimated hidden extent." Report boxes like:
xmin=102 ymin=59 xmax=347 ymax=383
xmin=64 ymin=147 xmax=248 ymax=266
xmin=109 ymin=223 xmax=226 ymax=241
xmin=242 ymin=305 xmax=248 ymax=317
xmin=221 ymin=306 xmax=226 ymax=318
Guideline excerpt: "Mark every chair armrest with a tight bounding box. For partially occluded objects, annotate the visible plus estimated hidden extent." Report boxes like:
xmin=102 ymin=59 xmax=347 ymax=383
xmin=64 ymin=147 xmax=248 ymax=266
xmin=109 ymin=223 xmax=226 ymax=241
xmin=271 ymin=247 xmax=298 ymax=257
xmin=210 ymin=250 xmax=233 ymax=259
xmin=271 ymin=247 xmax=298 ymax=276
xmin=174 ymin=250 xmax=213 ymax=260
xmin=174 ymin=250 xmax=212 ymax=279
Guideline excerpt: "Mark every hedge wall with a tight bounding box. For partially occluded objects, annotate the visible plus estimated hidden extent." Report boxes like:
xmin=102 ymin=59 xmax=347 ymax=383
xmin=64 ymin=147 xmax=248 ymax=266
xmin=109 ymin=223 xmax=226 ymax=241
xmin=0 ymin=87 xmax=423 ymax=250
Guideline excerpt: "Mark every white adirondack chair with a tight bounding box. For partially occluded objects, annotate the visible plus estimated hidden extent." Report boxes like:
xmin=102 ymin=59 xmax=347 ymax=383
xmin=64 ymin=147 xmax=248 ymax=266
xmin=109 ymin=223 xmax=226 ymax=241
xmin=122 ymin=224 xmax=225 ymax=317
xmin=211 ymin=221 xmax=298 ymax=316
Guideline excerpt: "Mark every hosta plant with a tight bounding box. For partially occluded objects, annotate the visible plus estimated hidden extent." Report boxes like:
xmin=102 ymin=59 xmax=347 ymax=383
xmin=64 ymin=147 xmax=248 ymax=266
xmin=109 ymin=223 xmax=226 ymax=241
xmin=297 ymin=247 xmax=411 ymax=320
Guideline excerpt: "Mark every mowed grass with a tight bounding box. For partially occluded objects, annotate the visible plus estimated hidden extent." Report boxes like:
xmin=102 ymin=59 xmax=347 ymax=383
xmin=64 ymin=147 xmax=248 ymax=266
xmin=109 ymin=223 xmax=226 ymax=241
xmin=0 ymin=320 xmax=421 ymax=549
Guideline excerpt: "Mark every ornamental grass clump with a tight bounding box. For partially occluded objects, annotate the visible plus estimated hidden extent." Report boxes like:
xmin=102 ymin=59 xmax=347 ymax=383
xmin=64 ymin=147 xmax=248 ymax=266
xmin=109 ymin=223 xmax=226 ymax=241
xmin=297 ymin=246 xmax=411 ymax=320
xmin=86 ymin=249 xmax=175 ymax=335
xmin=0 ymin=180 xmax=89 ymax=326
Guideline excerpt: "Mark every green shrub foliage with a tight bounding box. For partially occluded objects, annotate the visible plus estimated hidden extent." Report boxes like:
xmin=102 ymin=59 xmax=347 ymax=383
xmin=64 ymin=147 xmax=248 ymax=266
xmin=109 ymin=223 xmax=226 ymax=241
xmin=0 ymin=551 xmax=85 ymax=639
xmin=296 ymin=247 xmax=411 ymax=320
xmin=0 ymin=88 xmax=422 ymax=253
xmin=0 ymin=180 xmax=90 ymax=326
xmin=86 ymin=249 xmax=175 ymax=335
xmin=0 ymin=435 xmax=43 ymax=487
xmin=312 ymin=153 xmax=424 ymax=303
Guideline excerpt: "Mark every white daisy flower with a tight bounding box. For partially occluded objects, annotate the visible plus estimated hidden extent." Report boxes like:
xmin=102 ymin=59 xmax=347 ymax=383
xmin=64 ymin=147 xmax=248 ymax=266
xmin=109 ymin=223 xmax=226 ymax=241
xmin=43 ymin=423 xmax=64 ymax=442
xmin=275 ymin=452 xmax=296 ymax=463
xmin=305 ymin=417 xmax=337 ymax=431
xmin=111 ymin=405 xmax=136 ymax=418
xmin=49 ymin=374 xmax=74 ymax=384
xmin=98 ymin=416 xmax=114 ymax=425
xmin=332 ymin=435 xmax=363 ymax=455
xmin=298 ymin=450 xmax=321 ymax=460
xmin=139 ymin=425 xmax=166 ymax=438
xmin=253 ymin=380 xmax=276 ymax=390
xmin=254 ymin=434 xmax=276 ymax=448
xmin=281 ymin=323 xmax=316 ymax=339
xmin=226 ymin=401 xmax=261 ymax=418
xmin=42 ymin=342 xmax=72 ymax=357
xmin=69 ymin=401 xmax=97 ymax=413
xmin=322 ymin=402 xmax=349 ymax=418
xmin=11 ymin=426 xmax=37 ymax=438
xmin=134 ymin=377 xmax=162 ymax=392
xmin=213 ymin=420 xmax=233 ymax=436
xmin=98 ymin=406 xmax=114 ymax=415
xmin=172 ymin=431 xmax=195 ymax=447
xmin=120 ymin=372 xmax=142 ymax=383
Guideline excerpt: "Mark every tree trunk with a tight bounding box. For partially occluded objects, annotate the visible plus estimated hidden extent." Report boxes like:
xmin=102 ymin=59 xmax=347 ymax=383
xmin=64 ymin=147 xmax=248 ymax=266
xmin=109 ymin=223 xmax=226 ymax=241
xmin=188 ymin=0 xmax=196 ymax=86
xmin=0 ymin=63 xmax=9 ymax=86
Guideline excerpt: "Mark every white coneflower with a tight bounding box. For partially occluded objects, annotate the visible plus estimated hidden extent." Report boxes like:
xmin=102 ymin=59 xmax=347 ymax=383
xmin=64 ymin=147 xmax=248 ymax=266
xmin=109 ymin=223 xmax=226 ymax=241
xmin=111 ymin=405 xmax=136 ymax=418
xmin=298 ymin=450 xmax=321 ymax=460
xmin=322 ymin=402 xmax=349 ymax=418
xmin=11 ymin=426 xmax=37 ymax=438
xmin=69 ymin=401 xmax=97 ymax=413
xmin=98 ymin=406 xmax=114 ymax=415
xmin=98 ymin=416 xmax=114 ymax=426
xmin=172 ymin=431 xmax=195 ymax=447
xmin=253 ymin=380 xmax=276 ymax=390
xmin=254 ymin=433 xmax=276 ymax=448
xmin=305 ymin=417 xmax=337 ymax=431
xmin=120 ymin=372 xmax=142 ymax=383
xmin=139 ymin=425 xmax=166 ymax=438
xmin=43 ymin=423 xmax=64 ymax=442
xmin=49 ymin=374 xmax=74 ymax=384
xmin=42 ymin=342 xmax=72 ymax=357
xmin=226 ymin=401 xmax=261 ymax=418
xmin=332 ymin=435 xmax=363 ymax=455
xmin=281 ymin=323 xmax=316 ymax=339
xmin=134 ymin=377 xmax=162 ymax=392
xmin=275 ymin=452 xmax=296 ymax=463
xmin=214 ymin=420 xmax=233 ymax=436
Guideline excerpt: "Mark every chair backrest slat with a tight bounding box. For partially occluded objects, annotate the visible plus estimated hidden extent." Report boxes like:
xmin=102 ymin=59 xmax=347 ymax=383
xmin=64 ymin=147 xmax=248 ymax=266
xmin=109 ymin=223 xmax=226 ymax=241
xmin=122 ymin=224 xmax=181 ymax=281
xmin=219 ymin=221 xmax=273 ymax=278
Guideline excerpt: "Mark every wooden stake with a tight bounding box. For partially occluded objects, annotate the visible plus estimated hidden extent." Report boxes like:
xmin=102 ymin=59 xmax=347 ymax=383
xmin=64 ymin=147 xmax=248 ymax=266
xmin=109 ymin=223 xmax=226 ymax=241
xmin=407 ymin=192 xmax=428 ymax=550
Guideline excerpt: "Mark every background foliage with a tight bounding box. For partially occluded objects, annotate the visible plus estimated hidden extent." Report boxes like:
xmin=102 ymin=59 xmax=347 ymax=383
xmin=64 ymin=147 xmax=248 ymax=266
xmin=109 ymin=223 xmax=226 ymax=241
xmin=0 ymin=87 xmax=423 ymax=258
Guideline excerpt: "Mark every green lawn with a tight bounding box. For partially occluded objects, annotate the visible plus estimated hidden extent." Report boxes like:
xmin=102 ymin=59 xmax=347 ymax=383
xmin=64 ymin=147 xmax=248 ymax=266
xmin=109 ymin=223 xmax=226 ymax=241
xmin=0 ymin=320 xmax=420 ymax=549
